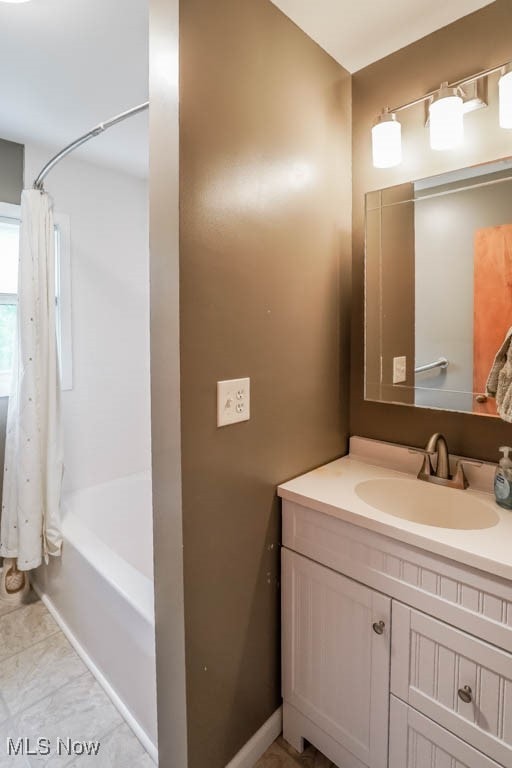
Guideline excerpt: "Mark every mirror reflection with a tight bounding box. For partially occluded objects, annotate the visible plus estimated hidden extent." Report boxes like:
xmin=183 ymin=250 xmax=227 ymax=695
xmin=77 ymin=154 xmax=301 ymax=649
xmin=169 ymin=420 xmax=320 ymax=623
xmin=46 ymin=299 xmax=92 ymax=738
xmin=365 ymin=157 xmax=512 ymax=418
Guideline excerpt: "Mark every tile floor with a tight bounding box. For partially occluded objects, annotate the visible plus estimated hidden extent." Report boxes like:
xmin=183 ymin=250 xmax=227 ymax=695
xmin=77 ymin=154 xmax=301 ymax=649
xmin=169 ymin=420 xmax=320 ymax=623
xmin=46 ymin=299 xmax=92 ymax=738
xmin=0 ymin=593 xmax=154 ymax=767
xmin=0 ymin=593 xmax=337 ymax=767
xmin=255 ymin=737 xmax=338 ymax=767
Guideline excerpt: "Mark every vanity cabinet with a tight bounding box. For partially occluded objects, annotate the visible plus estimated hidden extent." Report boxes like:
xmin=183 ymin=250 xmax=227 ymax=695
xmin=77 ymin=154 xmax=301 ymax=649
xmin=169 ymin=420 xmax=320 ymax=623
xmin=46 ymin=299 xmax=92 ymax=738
xmin=281 ymin=500 xmax=512 ymax=768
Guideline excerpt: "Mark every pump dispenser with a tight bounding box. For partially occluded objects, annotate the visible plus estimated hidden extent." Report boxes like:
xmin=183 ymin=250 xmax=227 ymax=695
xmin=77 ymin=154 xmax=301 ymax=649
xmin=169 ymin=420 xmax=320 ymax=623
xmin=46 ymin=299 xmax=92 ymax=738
xmin=494 ymin=446 xmax=512 ymax=509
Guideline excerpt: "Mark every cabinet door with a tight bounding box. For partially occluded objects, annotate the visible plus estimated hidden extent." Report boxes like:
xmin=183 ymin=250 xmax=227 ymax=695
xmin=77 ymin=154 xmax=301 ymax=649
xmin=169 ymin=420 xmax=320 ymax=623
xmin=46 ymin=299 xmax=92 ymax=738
xmin=282 ymin=547 xmax=391 ymax=768
xmin=389 ymin=696 xmax=501 ymax=768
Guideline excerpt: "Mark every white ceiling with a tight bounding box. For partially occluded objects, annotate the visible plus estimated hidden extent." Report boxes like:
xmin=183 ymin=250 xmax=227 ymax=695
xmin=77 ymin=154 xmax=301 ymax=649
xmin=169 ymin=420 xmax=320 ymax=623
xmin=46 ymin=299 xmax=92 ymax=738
xmin=0 ymin=0 xmax=148 ymax=180
xmin=0 ymin=0 xmax=494 ymax=182
xmin=270 ymin=0 xmax=495 ymax=73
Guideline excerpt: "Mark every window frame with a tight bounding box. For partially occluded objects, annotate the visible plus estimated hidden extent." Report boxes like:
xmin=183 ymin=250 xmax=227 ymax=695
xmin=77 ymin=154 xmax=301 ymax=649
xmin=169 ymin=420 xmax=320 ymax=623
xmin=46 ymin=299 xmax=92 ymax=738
xmin=0 ymin=201 xmax=73 ymax=397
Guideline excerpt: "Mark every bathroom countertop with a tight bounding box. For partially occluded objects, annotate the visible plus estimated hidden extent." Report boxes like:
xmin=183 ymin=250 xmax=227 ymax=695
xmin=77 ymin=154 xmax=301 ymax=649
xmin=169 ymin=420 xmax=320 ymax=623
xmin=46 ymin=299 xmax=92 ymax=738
xmin=278 ymin=437 xmax=512 ymax=582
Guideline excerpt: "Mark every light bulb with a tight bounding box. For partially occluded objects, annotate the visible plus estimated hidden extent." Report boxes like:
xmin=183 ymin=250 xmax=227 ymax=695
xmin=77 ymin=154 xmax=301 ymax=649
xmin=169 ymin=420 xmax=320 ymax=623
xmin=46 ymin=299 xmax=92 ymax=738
xmin=429 ymin=84 xmax=464 ymax=151
xmin=372 ymin=111 xmax=402 ymax=169
xmin=499 ymin=66 xmax=512 ymax=129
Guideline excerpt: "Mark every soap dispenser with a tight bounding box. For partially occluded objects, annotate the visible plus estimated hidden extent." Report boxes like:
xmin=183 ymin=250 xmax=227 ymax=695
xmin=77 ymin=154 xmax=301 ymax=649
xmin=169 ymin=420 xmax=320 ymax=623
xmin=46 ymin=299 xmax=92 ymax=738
xmin=494 ymin=446 xmax=512 ymax=510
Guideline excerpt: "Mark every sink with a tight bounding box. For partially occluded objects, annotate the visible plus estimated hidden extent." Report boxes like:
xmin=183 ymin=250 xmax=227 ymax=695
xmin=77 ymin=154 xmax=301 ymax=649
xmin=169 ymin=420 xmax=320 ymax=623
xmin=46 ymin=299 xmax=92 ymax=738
xmin=355 ymin=477 xmax=499 ymax=530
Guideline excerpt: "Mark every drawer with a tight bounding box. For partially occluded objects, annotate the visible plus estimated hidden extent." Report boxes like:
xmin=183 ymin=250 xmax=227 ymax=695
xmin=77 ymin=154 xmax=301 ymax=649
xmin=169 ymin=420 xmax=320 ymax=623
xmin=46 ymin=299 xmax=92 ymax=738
xmin=283 ymin=501 xmax=512 ymax=653
xmin=392 ymin=601 xmax=512 ymax=767
xmin=389 ymin=696 xmax=502 ymax=768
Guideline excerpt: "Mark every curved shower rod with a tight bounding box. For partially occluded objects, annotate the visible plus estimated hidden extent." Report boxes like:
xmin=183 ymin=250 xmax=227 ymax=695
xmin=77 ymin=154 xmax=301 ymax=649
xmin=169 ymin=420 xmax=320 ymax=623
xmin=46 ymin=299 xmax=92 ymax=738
xmin=33 ymin=101 xmax=149 ymax=190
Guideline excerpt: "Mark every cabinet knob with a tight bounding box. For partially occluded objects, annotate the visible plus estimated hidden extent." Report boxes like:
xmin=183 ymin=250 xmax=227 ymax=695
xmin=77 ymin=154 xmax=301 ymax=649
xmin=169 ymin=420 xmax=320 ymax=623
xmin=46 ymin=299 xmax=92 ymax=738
xmin=457 ymin=685 xmax=473 ymax=704
xmin=372 ymin=620 xmax=385 ymax=635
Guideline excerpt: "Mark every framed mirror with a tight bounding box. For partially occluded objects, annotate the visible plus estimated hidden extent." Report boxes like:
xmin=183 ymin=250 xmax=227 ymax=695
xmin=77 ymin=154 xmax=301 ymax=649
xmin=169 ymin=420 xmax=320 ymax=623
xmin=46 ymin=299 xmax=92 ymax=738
xmin=365 ymin=157 xmax=512 ymax=416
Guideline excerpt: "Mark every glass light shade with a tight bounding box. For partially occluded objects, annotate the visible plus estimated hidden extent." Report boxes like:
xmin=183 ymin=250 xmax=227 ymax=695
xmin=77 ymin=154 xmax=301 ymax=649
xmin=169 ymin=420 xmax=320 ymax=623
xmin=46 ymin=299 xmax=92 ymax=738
xmin=499 ymin=69 xmax=512 ymax=129
xmin=429 ymin=90 xmax=464 ymax=151
xmin=372 ymin=113 xmax=402 ymax=169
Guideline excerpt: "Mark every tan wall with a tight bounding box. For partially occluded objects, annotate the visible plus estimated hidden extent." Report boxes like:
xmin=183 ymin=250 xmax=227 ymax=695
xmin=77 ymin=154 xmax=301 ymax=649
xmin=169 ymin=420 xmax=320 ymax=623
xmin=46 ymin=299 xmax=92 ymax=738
xmin=0 ymin=139 xmax=23 ymax=205
xmin=0 ymin=139 xmax=24 ymax=503
xmin=179 ymin=0 xmax=351 ymax=765
xmin=352 ymin=0 xmax=512 ymax=461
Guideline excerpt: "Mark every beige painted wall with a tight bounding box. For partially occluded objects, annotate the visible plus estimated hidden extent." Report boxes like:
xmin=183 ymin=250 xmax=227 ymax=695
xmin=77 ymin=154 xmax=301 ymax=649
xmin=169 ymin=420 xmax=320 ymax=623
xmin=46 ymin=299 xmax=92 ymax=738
xmin=0 ymin=139 xmax=23 ymax=205
xmin=178 ymin=0 xmax=351 ymax=765
xmin=0 ymin=138 xmax=24 ymax=502
xmin=352 ymin=0 xmax=512 ymax=460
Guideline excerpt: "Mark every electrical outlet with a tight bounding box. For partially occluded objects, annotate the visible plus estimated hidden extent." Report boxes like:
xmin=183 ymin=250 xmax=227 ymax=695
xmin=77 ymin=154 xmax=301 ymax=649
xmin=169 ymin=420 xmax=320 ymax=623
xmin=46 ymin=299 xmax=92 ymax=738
xmin=393 ymin=356 xmax=407 ymax=384
xmin=217 ymin=378 xmax=250 ymax=427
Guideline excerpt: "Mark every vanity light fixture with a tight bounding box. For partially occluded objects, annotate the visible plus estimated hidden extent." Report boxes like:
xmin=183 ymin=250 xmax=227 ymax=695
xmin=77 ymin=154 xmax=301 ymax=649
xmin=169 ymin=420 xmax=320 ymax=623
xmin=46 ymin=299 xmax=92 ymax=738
xmin=372 ymin=109 xmax=402 ymax=168
xmin=429 ymin=83 xmax=464 ymax=151
xmin=499 ymin=64 xmax=512 ymax=129
xmin=372 ymin=59 xmax=512 ymax=169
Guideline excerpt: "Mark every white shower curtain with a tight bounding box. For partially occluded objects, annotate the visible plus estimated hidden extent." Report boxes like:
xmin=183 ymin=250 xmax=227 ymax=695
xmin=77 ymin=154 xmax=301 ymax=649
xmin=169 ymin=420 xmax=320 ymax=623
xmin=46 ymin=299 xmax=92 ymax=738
xmin=0 ymin=189 xmax=63 ymax=571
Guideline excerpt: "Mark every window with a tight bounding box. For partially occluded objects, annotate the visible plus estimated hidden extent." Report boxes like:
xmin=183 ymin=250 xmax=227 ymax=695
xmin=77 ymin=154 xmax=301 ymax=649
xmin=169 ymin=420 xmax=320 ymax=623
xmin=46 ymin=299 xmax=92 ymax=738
xmin=0 ymin=201 xmax=72 ymax=397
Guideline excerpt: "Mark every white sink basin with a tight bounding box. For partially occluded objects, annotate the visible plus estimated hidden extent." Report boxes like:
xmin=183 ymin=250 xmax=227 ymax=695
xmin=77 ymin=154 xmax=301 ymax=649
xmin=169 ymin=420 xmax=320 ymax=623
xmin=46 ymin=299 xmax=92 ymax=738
xmin=355 ymin=477 xmax=499 ymax=530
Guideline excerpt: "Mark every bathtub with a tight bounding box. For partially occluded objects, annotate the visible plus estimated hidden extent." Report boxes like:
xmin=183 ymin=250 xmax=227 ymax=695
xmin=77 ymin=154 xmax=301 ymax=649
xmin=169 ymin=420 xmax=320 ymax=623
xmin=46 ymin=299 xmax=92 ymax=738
xmin=33 ymin=471 xmax=157 ymax=761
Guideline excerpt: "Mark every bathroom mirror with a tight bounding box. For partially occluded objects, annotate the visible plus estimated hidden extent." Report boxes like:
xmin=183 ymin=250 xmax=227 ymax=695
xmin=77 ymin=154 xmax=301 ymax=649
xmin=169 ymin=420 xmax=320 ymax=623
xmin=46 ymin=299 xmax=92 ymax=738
xmin=365 ymin=157 xmax=512 ymax=416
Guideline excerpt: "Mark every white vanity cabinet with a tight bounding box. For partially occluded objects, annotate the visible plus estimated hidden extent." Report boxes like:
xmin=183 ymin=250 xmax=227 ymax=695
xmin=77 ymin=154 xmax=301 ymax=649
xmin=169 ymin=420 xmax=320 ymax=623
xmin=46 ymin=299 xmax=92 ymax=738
xmin=281 ymin=499 xmax=512 ymax=768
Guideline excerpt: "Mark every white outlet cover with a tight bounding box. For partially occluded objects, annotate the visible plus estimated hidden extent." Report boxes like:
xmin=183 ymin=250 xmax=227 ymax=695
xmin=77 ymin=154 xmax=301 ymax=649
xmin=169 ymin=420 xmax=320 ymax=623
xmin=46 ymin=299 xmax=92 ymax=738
xmin=217 ymin=378 xmax=250 ymax=427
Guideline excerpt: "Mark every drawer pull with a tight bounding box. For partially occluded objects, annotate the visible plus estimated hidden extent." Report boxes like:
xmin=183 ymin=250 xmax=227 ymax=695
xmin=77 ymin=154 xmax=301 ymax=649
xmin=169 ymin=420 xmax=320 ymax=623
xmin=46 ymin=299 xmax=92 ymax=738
xmin=457 ymin=685 xmax=473 ymax=704
xmin=372 ymin=620 xmax=385 ymax=635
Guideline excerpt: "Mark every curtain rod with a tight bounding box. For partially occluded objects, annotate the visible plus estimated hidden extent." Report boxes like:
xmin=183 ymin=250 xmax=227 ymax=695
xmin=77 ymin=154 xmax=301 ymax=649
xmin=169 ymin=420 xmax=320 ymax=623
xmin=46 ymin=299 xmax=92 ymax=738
xmin=33 ymin=101 xmax=149 ymax=190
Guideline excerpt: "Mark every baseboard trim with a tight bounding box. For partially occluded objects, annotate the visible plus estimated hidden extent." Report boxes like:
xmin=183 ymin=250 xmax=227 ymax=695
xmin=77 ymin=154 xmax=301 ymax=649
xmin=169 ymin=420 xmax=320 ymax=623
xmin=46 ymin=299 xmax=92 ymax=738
xmin=31 ymin=582 xmax=158 ymax=764
xmin=225 ymin=706 xmax=283 ymax=768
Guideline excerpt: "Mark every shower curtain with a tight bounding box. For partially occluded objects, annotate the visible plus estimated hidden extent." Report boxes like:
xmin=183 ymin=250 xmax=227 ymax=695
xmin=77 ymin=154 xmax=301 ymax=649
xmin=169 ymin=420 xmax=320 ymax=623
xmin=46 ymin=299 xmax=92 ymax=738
xmin=0 ymin=189 xmax=63 ymax=571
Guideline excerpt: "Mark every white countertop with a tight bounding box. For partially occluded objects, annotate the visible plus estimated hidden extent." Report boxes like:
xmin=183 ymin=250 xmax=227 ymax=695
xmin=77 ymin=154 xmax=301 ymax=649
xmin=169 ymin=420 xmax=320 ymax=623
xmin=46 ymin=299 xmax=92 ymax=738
xmin=278 ymin=438 xmax=512 ymax=582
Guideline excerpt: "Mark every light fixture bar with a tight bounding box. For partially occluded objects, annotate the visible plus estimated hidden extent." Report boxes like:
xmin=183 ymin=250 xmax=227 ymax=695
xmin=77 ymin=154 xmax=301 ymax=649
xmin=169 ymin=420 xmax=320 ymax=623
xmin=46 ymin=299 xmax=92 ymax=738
xmin=389 ymin=59 xmax=512 ymax=115
xmin=372 ymin=57 xmax=512 ymax=169
xmin=450 ymin=61 xmax=510 ymax=89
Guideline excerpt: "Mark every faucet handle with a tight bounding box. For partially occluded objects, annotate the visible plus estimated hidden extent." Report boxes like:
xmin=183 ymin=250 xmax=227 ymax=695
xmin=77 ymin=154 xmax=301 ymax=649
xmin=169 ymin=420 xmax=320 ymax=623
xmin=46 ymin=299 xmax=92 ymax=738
xmin=453 ymin=459 xmax=483 ymax=490
xmin=409 ymin=449 xmax=434 ymax=477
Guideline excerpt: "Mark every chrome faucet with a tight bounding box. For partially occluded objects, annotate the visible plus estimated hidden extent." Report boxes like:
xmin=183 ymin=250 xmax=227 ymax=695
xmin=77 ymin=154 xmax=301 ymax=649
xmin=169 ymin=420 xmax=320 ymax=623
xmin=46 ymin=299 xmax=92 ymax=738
xmin=411 ymin=433 xmax=481 ymax=490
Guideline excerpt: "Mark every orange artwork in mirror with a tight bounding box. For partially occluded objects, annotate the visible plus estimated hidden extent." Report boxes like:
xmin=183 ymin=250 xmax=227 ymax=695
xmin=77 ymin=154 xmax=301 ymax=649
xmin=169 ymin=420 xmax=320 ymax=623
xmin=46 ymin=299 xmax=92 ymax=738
xmin=473 ymin=224 xmax=512 ymax=415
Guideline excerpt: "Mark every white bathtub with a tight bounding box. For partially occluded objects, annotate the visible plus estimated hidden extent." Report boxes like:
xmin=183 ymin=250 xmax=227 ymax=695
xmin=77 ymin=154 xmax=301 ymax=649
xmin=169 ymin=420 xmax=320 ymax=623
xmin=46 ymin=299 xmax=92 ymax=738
xmin=33 ymin=471 xmax=158 ymax=761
